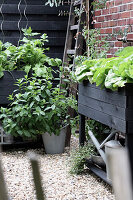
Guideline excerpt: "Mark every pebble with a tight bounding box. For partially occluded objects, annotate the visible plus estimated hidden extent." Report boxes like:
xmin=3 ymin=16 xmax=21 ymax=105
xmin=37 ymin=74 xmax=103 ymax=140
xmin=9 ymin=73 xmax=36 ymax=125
xmin=1 ymin=136 xmax=115 ymax=200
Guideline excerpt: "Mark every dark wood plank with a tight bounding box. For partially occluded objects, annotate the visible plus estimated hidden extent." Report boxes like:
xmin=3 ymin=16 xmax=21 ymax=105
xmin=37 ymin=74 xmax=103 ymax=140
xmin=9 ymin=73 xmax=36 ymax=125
xmin=0 ymin=71 xmax=26 ymax=104
xmin=0 ymin=96 xmax=11 ymax=104
xmin=2 ymin=71 xmax=26 ymax=79
xmin=78 ymin=94 xmax=126 ymax=120
xmin=0 ymin=37 xmax=65 ymax=47
xmin=82 ymin=81 xmax=133 ymax=96
xmin=78 ymin=104 xmax=126 ymax=133
xmin=1 ymin=21 xmax=67 ymax=31
xmin=46 ymin=53 xmax=63 ymax=59
xmin=79 ymin=83 xmax=126 ymax=108
xmin=2 ymin=0 xmax=44 ymax=4
xmin=2 ymin=4 xmax=69 ymax=15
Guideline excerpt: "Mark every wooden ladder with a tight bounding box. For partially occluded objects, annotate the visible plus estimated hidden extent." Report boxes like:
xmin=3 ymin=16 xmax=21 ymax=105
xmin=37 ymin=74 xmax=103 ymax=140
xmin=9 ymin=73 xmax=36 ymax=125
xmin=63 ymin=0 xmax=86 ymax=147
xmin=63 ymin=0 xmax=86 ymax=68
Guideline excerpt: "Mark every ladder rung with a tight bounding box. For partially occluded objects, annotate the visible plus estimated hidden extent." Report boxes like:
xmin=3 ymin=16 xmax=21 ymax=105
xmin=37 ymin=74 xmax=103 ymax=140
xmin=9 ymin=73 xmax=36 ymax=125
xmin=67 ymin=49 xmax=76 ymax=54
xmin=73 ymin=0 xmax=81 ymax=6
xmin=70 ymin=25 xmax=79 ymax=30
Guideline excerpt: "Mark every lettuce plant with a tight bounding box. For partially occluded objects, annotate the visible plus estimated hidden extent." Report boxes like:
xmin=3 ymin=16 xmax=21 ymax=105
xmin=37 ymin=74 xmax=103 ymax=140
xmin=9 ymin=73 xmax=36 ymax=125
xmin=75 ymin=46 xmax=133 ymax=90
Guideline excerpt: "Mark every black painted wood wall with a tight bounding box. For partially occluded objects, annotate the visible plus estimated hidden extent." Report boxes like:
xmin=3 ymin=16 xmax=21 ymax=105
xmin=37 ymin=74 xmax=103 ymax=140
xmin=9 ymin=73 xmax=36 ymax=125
xmin=0 ymin=0 xmax=69 ymax=59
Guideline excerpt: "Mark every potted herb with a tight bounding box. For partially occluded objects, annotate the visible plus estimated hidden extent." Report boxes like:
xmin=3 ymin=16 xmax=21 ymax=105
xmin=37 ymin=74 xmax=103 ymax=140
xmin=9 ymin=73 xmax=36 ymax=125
xmin=0 ymin=27 xmax=61 ymax=104
xmin=0 ymin=68 xmax=77 ymax=153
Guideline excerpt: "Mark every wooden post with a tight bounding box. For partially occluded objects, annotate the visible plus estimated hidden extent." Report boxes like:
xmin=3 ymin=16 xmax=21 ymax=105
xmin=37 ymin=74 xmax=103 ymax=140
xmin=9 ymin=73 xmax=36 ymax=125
xmin=28 ymin=152 xmax=45 ymax=200
xmin=79 ymin=114 xmax=85 ymax=146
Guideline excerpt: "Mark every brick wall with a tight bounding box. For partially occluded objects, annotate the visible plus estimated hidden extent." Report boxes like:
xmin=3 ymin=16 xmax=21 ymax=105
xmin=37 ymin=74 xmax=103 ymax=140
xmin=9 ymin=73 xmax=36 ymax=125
xmin=93 ymin=0 xmax=133 ymax=57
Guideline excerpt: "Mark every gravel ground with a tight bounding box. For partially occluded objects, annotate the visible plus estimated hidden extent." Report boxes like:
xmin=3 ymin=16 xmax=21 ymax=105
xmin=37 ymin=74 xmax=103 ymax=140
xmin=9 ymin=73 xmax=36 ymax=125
xmin=1 ymin=136 xmax=115 ymax=200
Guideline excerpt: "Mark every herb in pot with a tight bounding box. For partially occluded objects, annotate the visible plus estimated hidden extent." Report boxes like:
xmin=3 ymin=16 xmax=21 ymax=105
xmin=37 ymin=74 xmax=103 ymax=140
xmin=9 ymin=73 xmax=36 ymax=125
xmin=0 ymin=75 xmax=77 ymax=138
xmin=0 ymin=27 xmax=62 ymax=79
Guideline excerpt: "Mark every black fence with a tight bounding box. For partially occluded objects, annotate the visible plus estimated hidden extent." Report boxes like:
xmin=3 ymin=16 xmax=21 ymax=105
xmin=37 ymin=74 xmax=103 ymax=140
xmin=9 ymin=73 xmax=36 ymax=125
xmin=0 ymin=0 xmax=69 ymax=59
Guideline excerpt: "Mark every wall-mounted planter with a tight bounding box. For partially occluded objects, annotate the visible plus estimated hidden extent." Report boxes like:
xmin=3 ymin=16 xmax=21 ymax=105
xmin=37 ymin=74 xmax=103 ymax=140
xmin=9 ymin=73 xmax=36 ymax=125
xmin=78 ymin=81 xmax=133 ymax=134
xmin=0 ymin=71 xmax=26 ymax=105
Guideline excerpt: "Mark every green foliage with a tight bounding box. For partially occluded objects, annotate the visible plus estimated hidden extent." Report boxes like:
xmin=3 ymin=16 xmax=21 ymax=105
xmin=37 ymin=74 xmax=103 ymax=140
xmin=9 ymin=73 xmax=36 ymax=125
xmin=69 ymin=144 xmax=95 ymax=175
xmin=70 ymin=115 xmax=79 ymax=135
xmin=0 ymin=27 xmax=61 ymax=79
xmin=0 ymin=75 xmax=77 ymax=138
xmin=82 ymin=28 xmax=109 ymax=59
xmin=75 ymin=47 xmax=133 ymax=90
xmin=92 ymin=0 xmax=108 ymax=10
xmin=86 ymin=119 xmax=110 ymax=140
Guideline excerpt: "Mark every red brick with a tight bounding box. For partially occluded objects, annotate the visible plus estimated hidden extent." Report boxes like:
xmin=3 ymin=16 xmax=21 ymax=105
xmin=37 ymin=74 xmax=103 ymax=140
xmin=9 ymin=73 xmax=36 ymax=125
xmin=127 ymin=34 xmax=133 ymax=39
xmin=115 ymin=0 xmax=122 ymax=6
xmin=113 ymin=27 xmax=121 ymax=35
xmin=131 ymin=11 xmax=133 ymax=17
xmin=102 ymin=9 xmax=109 ymax=15
xmin=106 ymin=1 xmax=115 ymax=8
xmin=118 ymin=19 xmax=127 ymax=26
xmin=94 ymin=23 xmax=102 ymax=28
xmin=126 ymin=18 xmax=133 ymax=25
xmin=100 ymin=29 xmax=106 ymax=34
xmin=105 ymin=28 xmax=113 ymax=34
xmin=95 ymin=10 xmax=101 ymax=16
xmin=128 ymin=3 xmax=133 ymax=10
xmin=123 ymin=0 xmax=132 ymax=3
xmin=112 ymin=13 xmax=120 ymax=20
xmin=97 ymin=16 xmax=105 ymax=22
xmin=120 ymin=11 xmax=130 ymax=19
xmin=110 ymin=7 xmax=117 ymax=14
xmin=118 ymin=5 xmax=128 ymax=12
xmin=110 ymin=1 xmax=115 ymax=7
xmin=105 ymin=14 xmax=112 ymax=21
xmin=106 ymin=2 xmax=110 ymax=9
xmin=102 ymin=21 xmax=109 ymax=28
xmin=107 ymin=54 xmax=113 ymax=58
xmin=109 ymin=21 xmax=117 ymax=27
xmin=115 ymin=41 xmax=123 ymax=47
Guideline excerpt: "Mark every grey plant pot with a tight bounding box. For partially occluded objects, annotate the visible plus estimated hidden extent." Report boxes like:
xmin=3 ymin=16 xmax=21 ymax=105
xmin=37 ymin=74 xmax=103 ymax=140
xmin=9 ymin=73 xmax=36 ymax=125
xmin=42 ymin=125 xmax=67 ymax=154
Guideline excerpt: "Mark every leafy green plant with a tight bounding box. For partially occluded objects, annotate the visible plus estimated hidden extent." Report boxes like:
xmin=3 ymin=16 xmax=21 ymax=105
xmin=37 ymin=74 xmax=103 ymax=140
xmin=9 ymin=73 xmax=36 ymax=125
xmin=82 ymin=28 xmax=109 ymax=59
xmin=92 ymin=0 xmax=108 ymax=10
xmin=86 ymin=119 xmax=110 ymax=141
xmin=69 ymin=144 xmax=95 ymax=174
xmin=75 ymin=46 xmax=133 ymax=90
xmin=0 ymin=27 xmax=62 ymax=79
xmin=0 ymin=73 xmax=77 ymax=138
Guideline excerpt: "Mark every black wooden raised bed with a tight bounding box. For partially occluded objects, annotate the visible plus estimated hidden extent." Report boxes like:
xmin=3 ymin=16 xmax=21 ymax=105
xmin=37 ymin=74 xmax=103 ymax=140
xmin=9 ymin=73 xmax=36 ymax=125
xmin=78 ymin=80 xmax=133 ymax=183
